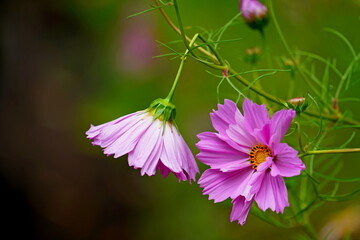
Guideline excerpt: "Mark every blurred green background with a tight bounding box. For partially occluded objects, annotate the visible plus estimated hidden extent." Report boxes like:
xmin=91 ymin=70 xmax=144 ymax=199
xmin=1 ymin=0 xmax=360 ymax=239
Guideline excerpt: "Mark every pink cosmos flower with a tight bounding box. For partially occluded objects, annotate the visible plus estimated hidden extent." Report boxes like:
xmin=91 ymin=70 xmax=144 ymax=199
xmin=86 ymin=99 xmax=199 ymax=182
xmin=196 ymin=99 xmax=305 ymax=225
xmin=240 ymin=0 xmax=269 ymax=31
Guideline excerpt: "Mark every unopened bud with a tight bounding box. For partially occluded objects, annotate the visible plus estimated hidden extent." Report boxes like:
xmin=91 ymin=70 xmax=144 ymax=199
xmin=240 ymin=0 xmax=269 ymax=31
xmin=244 ymin=47 xmax=262 ymax=64
xmin=288 ymin=97 xmax=305 ymax=106
xmin=285 ymin=97 xmax=309 ymax=112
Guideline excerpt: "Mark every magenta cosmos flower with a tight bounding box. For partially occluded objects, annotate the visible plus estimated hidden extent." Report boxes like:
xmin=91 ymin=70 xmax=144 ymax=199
xmin=197 ymin=99 xmax=305 ymax=225
xmin=240 ymin=0 xmax=269 ymax=31
xmin=86 ymin=98 xmax=199 ymax=182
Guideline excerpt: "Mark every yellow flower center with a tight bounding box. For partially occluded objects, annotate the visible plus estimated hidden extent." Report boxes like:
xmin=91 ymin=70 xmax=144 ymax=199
xmin=249 ymin=144 xmax=272 ymax=169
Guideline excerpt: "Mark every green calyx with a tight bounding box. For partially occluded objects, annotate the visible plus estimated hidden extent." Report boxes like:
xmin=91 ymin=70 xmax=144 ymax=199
xmin=246 ymin=16 xmax=269 ymax=32
xmin=147 ymin=98 xmax=176 ymax=123
xmin=283 ymin=97 xmax=310 ymax=113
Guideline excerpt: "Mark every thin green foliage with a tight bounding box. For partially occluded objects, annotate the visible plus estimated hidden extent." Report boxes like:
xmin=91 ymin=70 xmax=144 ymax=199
xmin=324 ymin=28 xmax=357 ymax=58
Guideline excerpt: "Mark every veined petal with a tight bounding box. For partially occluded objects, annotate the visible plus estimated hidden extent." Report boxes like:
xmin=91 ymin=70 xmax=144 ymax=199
xmin=128 ymin=119 xmax=163 ymax=176
xmin=227 ymin=124 xmax=257 ymax=150
xmin=230 ymin=196 xmax=253 ymax=225
xmin=97 ymin=112 xmax=145 ymax=148
xmin=210 ymin=99 xmax=243 ymax=135
xmin=103 ymin=115 xmax=153 ymax=158
xmin=242 ymin=98 xmax=270 ymax=131
xmin=255 ymin=173 xmax=289 ymax=213
xmin=196 ymin=132 xmax=249 ymax=172
xmin=198 ymin=167 xmax=254 ymax=203
xmin=160 ymin=124 xmax=184 ymax=173
xmin=173 ymin=127 xmax=199 ymax=181
xmin=270 ymin=109 xmax=295 ymax=144
xmin=271 ymin=143 xmax=305 ymax=177
xmin=253 ymin=122 xmax=271 ymax=146
xmin=86 ymin=111 xmax=141 ymax=139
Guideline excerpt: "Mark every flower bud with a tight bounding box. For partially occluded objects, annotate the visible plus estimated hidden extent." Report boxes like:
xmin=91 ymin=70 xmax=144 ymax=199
xmin=240 ymin=0 xmax=269 ymax=31
xmin=244 ymin=47 xmax=262 ymax=64
xmin=282 ymin=57 xmax=300 ymax=77
xmin=285 ymin=97 xmax=309 ymax=113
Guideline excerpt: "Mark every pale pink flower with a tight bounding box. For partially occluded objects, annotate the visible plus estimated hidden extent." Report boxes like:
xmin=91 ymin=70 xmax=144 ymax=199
xmin=197 ymin=99 xmax=305 ymax=225
xmin=86 ymin=101 xmax=199 ymax=182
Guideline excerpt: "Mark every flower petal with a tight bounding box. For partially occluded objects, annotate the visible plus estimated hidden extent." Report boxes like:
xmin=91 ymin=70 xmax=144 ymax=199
xmin=254 ymin=122 xmax=271 ymax=146
xmin=271 ymin=143 xmax=305 ymax=177
xmin=270 ymin=109 xmax=295 ymax=143
xmin=103 ymin=116 xmax=153 ymax=158
xmin=255 ymin=173 xmax=289 ymax=213
xmin=96 ymin=112 xmax=145 ymax=148
xmin=196 ymin=132 xmax=249 ymax=172
xmin=230 ymin=196 xmax=253 ymax=225
xmin=242 ymin=98 xmax=270 ymax=131
xmin=128 ymin=119 xmax=163 ymax=176
xmin=226 ymin=124 xmax=257 ymax=151
xmin=198 ymin=167 xmax=254 ymax=203
xmin=210 ymin=99 xmax=243 ymax=135
xmin=160 ymin=125 xmax=184 ymax=173
xmin=172 ymin=127 xmax=199 ymax=181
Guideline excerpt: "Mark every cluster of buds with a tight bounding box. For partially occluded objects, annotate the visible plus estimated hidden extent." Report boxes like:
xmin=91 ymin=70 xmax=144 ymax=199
xmin=240 ymin=0 xmax=269 ymax=32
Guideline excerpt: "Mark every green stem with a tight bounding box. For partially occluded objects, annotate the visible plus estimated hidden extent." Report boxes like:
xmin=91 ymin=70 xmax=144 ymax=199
xmin=173 ymin=0 xmax=189 ymax=51
xmin=335 ymin=52 xmax=360 ymax=100
xmin=197 ymin=34 xmax=225 ymax=66
xmin=296 ymin=113 xmax=304 ymax=152
xmin=165 ymin=34 xmax=199 ymax=102
xmin=299 ymin=148 xmax=360 ymax=158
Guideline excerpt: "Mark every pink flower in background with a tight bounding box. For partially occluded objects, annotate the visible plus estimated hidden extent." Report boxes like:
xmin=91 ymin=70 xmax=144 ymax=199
xmin=86 ymin=100 xmax=199 ymax=182
xmin=240 ymin=0 xmax=269 ymax=31
xmin=197 ymin=99 xmax=305 ymax=225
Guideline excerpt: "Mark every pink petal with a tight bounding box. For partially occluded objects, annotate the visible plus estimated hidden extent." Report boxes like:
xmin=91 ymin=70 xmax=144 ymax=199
xmin=128 ymin=119 xmax=163 ymax=176
xmin=172 ymin=127 xmax=199 ymax=181
xmin=271 ymin=143 xmax=305 ymax=177
xmin=270 ymin=109 xmax=295 ymax=143
xmin=230 ymin=196 xmax=253 ymax=225
xmin=86 ymin=111 xmax=140 ymax=139
xmin=198 ymin=167 xmax=254 ymax=203
xmin=242 ymin=98 xmax=270 ymax=131
xmin=255 ymin=173 xmax=289 ymax=213
xmin=160 ymin=124 xmax=184 ymax=173
xmin=97 ymin=112 xmax=145 ymax=148
xmin=226 ymin=124 xmax=257 ymax=151
xmin=196 ymin=132 xmax=249 ymax=172
xmin=248 ymin=170 xmax=266 ymax=199
xmin=157 ymin=161 xmax=171 ymax=178
xmin=210 ymin=99 xmax=243 ymax=135
xmin=101 ymin=114 xmax=152 ymax=158
xmin=253 ymin=122 xmax=271 ymax=146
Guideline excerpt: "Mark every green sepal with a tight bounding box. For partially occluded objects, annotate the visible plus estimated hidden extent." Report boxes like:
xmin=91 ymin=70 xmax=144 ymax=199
xmin=147 ymin=98 xmax=177 ymax=123
xmin=246 ymin=16 xmax=269 ymax=32
xmin=283 ymin=97 xmax=310 ymax=113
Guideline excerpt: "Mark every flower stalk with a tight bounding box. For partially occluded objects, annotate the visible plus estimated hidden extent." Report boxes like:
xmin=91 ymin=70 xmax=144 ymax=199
xmin=165 ymin=33 xmax=199 ymax=102
xmin=299 ymin=148 xmax=360 ymax=158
